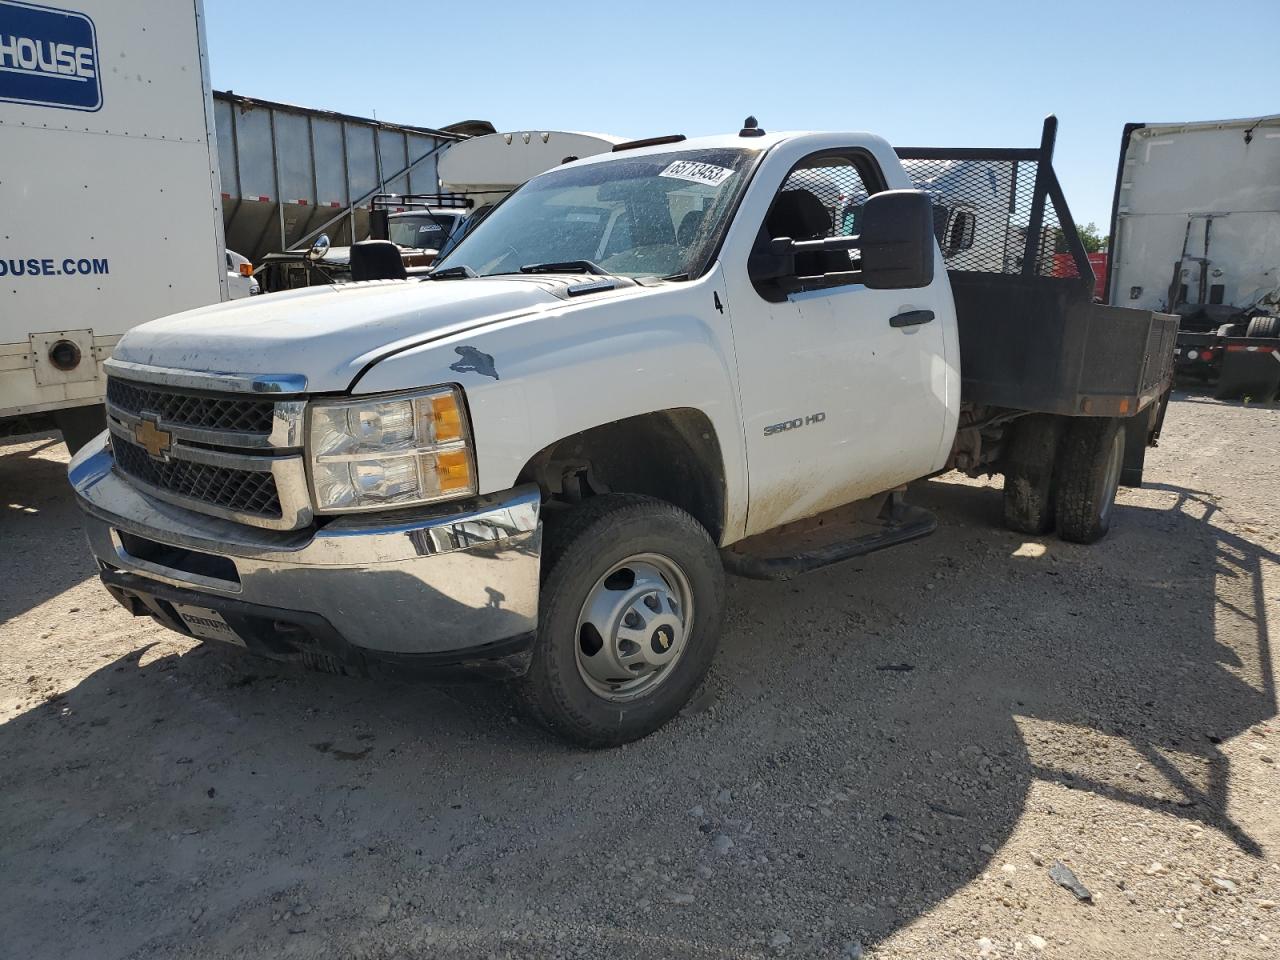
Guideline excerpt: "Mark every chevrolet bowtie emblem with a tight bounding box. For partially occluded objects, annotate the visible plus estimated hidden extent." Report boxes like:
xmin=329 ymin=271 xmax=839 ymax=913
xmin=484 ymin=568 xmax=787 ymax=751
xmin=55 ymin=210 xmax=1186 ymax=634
xmin=134 ymin=417 xmax=172 ymax=459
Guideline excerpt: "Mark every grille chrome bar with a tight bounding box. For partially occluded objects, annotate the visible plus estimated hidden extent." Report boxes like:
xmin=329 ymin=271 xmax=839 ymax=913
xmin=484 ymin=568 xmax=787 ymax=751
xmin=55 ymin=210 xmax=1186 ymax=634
xmin=106 ymin=396 xmax=306 ymax=450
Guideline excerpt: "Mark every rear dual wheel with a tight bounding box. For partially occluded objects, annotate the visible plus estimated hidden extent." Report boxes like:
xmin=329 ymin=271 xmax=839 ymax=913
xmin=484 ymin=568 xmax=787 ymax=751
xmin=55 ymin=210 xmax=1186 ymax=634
xmin=1001 ymin=415 xmax=1063 ymax=535
xmin=517 ymin=494 xmax=725 ymax=748
xmin=1002 ymin=415 xmax=1125 ymax=544
xmin=1053 ymin=417 xmax=1125 ymax=544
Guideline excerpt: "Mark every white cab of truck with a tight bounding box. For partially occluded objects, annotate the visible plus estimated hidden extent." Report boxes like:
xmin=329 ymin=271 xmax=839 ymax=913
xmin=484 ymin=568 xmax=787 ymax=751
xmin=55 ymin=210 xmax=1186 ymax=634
xmin=69 ymin=120 xmax=1173 ymax=746
xmin=0 ymin=0 xmax=228 ymax=451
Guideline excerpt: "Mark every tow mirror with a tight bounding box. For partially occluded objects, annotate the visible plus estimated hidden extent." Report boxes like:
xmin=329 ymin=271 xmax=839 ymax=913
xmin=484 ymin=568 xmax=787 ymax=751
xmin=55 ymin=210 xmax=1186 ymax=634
xmin=858 ymin=189 xmax=935 ymax=289
xmin=749 ymin=189 xmax=935 ymax=298
xmin=307 ymin=234 xmax=331 ymax=262
xmin=747 ymin=244 xmax=795 ymax=285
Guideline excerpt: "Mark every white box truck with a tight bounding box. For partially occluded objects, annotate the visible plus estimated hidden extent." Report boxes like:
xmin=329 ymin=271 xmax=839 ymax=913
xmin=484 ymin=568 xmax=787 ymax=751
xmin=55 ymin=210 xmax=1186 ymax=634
xmin=0 ymin=0 xmax=228 ymax=451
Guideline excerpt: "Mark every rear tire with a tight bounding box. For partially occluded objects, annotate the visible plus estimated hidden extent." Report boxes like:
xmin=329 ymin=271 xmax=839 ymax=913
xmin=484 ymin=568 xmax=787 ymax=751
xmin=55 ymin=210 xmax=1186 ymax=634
xmin=1054 ymin=417 xmax=1125 ymax=545
xmin=1216 ymin=323 xmax=1244 ymax=338
xmin=517 ymin=494 xmax=725 ymax=748
xmin=1001 ymin=415 xmax=1062 ymax=535
xmin=1245 ymin=315 xmax=1280 ymax=339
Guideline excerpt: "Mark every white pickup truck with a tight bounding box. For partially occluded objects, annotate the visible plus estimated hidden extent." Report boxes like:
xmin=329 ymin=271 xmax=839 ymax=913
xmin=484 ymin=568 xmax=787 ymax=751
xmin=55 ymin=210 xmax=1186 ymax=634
xmin=69 ymin=119 xmax=1176 ymax=746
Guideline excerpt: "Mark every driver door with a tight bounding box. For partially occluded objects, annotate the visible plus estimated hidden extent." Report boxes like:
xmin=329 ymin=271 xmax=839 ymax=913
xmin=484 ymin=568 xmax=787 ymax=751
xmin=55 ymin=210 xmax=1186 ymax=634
xmin=725 ymin=148 xmax=953 ymax=535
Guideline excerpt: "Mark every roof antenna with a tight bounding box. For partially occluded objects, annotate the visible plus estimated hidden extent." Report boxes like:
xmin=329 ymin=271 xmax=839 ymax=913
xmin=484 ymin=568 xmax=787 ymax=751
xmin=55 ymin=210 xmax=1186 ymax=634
xmin=739 ymin=115 xmax=765 ymax=137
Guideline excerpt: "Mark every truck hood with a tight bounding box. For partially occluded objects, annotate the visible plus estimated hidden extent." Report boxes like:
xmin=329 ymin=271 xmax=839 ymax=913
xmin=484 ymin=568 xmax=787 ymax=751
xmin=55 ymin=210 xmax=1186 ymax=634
xmin=111 ymin=278 xmax=572 ymax=392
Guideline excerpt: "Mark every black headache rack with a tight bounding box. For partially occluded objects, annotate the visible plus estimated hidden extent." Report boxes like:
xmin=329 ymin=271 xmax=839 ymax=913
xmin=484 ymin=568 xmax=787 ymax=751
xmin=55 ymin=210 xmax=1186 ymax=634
xmin=369 ymin=193 xmax=473 ymax=213
xmin=897 ymin=117 xmax=1177 ymax=419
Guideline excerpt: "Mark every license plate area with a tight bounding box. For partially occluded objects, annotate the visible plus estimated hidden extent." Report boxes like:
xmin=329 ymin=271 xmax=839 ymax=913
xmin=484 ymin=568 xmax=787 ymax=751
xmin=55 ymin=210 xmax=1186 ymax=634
xmin=173 ymin=603 xmax=246 ymax=647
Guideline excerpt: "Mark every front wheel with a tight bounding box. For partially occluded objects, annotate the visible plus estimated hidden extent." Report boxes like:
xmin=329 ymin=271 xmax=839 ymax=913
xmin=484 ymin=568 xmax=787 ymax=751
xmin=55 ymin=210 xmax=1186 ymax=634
xmin=1054 ymin=417 xmax=1125 ymax=545
xmin=517 ymin=494 xmax=725 ymax=747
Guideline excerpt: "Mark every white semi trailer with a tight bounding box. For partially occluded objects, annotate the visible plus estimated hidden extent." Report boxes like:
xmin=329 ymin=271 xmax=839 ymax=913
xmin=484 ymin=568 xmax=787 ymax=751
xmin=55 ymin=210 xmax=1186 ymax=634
xmin=0 ymin=0 xmax=228 ymax=451
xmin=1106 ymin=115 xmax=1280 ymax=398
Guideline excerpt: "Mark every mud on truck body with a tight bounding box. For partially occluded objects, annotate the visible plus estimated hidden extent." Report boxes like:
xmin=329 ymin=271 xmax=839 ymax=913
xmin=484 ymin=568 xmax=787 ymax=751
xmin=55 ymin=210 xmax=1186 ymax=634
xmin=69 ymin=117 xmax=1176 ymax=746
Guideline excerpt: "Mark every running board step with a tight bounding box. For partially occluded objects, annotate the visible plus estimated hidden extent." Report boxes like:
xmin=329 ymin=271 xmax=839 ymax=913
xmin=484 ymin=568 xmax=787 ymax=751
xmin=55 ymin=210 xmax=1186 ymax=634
xmin=721 ymin=495 xmax=937 ymax=581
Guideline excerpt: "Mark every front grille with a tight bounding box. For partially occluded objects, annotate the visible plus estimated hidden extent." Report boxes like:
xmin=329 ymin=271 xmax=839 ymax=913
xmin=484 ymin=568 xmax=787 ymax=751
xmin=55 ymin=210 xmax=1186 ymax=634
xmin=112 ymin=434 xmax=282 ymax=519
xmin=107 ymin=377 xmax=275 ymax=435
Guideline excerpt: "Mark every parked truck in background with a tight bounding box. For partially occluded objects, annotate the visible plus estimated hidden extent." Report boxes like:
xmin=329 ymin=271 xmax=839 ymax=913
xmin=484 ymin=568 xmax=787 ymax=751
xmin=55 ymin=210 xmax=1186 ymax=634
xmin=69 ymin=117 xmax=1175 ymax=746
xmin=256 ymin=132 xmax=623 ymax=292
xmin=437 ymin=129 xmax=622 ymax=214
xmin=0 ymin=0 xmax=231 ymax=452
xmin=1107 ymin=115 xmax=1280 ymax=401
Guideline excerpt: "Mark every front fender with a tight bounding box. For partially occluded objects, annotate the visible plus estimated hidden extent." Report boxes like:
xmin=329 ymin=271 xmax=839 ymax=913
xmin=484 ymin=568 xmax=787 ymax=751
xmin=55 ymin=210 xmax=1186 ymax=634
xmin=351 ymin=268 xmax=748 ymax=542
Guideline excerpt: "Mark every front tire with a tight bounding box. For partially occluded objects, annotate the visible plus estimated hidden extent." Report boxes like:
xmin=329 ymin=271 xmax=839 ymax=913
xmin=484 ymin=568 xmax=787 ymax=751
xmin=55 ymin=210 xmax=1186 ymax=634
xmin=517 ymin=494 xmax=725 ymax=747
xmin=1054 ymin=417 xmax=1125 ymax=545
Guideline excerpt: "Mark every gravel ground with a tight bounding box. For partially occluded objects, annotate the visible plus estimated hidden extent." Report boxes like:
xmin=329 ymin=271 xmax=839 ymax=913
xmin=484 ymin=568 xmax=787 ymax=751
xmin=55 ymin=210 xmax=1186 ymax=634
xmin=2 ymin=390 xmax=1278 ymax=960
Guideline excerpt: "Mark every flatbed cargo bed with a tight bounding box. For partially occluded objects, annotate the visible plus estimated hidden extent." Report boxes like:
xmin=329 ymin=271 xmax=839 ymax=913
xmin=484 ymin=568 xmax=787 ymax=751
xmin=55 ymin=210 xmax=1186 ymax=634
xmin=898 ymin=118 xmax=1176 ymax=419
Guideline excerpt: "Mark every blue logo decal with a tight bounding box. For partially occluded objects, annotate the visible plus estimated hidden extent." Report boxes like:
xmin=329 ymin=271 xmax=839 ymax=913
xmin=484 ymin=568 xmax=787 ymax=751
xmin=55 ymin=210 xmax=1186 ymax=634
xmin=0 ymin=1 xmax=101 ymax=112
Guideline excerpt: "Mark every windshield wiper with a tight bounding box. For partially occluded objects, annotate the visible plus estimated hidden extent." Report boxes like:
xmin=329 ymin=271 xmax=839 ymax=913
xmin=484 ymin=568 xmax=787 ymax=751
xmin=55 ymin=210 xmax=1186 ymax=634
xmin=427 ymin=265 xmax=477 ymax=280
xmin=519 ymin=260 xmax=608 ymax=276
xmin=661 ymin=273 xmax=691 ymax=281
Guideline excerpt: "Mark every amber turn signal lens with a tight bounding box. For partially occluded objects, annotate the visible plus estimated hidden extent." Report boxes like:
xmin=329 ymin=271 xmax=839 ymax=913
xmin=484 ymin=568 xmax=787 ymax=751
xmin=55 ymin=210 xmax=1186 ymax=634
xmin=435 ymin=449 xmax=471 ymax=491
xmin=430 ymin=393 xmax=465 ymax=443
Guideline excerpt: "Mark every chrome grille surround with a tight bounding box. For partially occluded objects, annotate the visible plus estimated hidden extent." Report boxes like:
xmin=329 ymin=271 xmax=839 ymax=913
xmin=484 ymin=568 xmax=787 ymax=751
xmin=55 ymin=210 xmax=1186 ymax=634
xmin=102 ymin=363 xmax=311 ymax=531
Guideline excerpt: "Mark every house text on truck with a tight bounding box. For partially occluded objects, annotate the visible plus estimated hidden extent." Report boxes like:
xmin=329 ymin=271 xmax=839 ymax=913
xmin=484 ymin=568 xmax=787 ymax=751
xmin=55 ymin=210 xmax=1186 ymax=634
xmin=0 ymin=0 xmax=227 ymax=452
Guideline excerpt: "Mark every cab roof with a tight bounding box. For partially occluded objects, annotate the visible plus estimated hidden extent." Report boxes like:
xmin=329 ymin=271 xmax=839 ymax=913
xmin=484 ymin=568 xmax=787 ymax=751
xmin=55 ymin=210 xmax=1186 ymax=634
xmin=564 ymin=130 xmax=890 ymax=168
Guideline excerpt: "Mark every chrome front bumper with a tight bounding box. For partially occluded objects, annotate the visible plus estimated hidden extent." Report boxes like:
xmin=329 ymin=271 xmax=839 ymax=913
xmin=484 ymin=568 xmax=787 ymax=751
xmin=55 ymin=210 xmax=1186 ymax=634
xmin=69 ymin=433 xmax=541 ymax=661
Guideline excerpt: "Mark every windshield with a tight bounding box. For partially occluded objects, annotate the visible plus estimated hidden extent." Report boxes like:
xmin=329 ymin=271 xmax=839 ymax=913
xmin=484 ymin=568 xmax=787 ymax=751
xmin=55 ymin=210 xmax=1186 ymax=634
xmin=433 ymin=147 xmax=759 ymax=279
xmin=388 ymin=213 xmax=459 ymax=250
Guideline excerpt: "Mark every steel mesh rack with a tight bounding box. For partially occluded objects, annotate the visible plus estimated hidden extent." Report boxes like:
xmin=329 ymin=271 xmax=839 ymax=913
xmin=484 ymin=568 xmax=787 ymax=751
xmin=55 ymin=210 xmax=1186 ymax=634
xmin=897 ymin=116 xmax=1093 ymax=284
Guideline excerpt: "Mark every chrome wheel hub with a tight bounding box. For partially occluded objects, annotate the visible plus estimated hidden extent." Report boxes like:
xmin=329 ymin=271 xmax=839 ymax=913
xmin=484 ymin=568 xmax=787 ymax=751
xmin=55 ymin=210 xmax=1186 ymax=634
xmin=574 ymin=553 xmax=693 ymax=702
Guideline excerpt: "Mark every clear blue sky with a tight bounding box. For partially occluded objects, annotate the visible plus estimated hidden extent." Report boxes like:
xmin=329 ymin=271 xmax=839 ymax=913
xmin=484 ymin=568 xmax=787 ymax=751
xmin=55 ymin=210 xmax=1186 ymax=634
xmin=206 ymin=0 xmax=1276 ymax=231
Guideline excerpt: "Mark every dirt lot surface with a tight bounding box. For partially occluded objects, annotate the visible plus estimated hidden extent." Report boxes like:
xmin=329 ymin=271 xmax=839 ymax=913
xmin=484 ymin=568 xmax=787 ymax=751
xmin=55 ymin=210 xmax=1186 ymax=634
xmin=2 ymin=391 xmax=1278 ymax=960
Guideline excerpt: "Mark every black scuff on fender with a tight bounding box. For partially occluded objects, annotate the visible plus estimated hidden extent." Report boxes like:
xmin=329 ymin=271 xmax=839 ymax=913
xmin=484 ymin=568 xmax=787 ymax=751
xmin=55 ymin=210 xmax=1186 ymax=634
xmin=450 ymin=345 xmax=500 ymax=380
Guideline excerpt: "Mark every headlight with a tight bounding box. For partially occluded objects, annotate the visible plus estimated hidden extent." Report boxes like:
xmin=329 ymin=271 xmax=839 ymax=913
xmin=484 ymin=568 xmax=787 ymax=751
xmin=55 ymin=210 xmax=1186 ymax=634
xmin=307 ymin=386 xmax=475 ymax=512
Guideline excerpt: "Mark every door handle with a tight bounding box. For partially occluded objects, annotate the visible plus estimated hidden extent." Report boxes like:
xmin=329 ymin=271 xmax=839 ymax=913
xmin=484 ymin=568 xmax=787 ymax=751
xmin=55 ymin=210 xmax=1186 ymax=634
xmin=890 ymin=309 xmax=935 ymax=328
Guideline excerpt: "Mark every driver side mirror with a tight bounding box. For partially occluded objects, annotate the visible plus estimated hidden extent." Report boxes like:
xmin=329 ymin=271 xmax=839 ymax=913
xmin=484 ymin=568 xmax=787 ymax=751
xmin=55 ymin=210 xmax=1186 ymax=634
xmin=307 ymin=234 xmax=331 ymax=262
xmin=856 ymin=189 xmax=935 ymax=289
xmin=748 ymin=189 xmax=935 ymax=294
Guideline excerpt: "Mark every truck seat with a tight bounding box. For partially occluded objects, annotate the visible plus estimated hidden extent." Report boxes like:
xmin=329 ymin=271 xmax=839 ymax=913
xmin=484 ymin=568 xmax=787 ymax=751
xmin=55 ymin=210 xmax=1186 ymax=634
xmin=766 ymin=190 xmax=847 ymax=275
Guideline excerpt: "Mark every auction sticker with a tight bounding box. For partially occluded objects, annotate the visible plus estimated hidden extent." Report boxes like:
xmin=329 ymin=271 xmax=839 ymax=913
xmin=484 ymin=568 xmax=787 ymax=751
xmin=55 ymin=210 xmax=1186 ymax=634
xmin=659 ymin=160 xmax=735 ymax=187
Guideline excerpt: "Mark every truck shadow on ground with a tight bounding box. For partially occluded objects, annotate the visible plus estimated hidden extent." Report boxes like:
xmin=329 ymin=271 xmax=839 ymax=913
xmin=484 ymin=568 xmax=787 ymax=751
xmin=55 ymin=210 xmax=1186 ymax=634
xmin=0 ymin=476 xmax=1275 ymax=959
xmin=0 ymin=434 xmax=100 ymax=626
